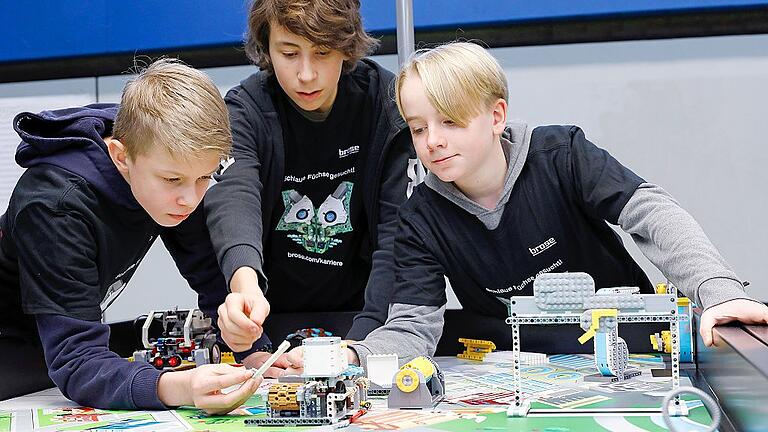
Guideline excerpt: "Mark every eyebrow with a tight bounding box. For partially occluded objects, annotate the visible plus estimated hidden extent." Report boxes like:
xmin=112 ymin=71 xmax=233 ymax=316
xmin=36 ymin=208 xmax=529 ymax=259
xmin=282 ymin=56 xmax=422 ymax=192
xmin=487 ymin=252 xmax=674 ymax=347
xmin=274 ymin=41 xmax=302 ymax=49
xmin=160 ymin=169 xmax=218 ymax=177
xmin=405 ymin=116 xmax=422 ymax=123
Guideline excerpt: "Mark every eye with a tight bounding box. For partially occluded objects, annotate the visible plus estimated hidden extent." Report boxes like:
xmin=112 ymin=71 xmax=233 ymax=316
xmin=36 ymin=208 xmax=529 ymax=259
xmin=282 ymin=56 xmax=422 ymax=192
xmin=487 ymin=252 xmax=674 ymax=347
xmin=282 ymin=51 xmax=297 ymax=58
xmin=316 ymin=50 xmax=330 ymax=57
xmin=410 ymin=126 xmax=425 ymax=135
xmin=442 ymin=119 xmax=455 ymax=126
xmin=163 ymin=177 xmax=181 ymax=183
xmin=198 ymin=175 xmax=213 ymax=181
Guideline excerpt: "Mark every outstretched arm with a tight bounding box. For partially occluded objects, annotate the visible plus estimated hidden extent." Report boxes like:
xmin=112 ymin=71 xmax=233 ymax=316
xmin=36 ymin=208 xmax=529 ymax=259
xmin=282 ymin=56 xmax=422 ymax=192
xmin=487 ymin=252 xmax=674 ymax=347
xmin=348 ymin=131 xmax=415 ymax=339
xmin=618 ymin=183 xmax=768 ymax=345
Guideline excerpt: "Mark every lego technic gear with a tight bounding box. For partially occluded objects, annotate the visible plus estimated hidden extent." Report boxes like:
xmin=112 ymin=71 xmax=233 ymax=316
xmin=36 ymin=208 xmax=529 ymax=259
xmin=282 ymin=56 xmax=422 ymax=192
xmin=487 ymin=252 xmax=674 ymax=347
xmin=132 ymin=308 xmax=220 ymax=370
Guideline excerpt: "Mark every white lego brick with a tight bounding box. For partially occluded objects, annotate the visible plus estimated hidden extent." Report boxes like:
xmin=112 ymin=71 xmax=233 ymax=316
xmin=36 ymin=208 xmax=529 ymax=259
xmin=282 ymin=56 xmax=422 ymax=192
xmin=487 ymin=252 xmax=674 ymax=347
xmin=302 ymin=337 xmax=346 ymax=377
xmin=519 ymin=352 xmax=547 ymax=365
xmin=366 ymin=354 xmax=399 ymax=387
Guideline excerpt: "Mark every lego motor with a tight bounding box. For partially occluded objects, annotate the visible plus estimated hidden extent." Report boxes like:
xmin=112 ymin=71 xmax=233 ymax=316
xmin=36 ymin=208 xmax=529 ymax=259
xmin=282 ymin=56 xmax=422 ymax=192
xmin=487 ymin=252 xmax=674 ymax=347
xmin=387 ymin=356 xmax=445 ymax=409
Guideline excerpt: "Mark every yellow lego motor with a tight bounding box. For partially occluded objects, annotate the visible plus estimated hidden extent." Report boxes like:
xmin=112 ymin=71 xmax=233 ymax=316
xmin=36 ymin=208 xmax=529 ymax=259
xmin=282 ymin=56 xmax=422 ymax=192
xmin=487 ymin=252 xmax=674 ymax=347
xmin=388 ymin=356 xmax=445 ymax=409
xmin=395 ymin=356 xmax=435 ymax=393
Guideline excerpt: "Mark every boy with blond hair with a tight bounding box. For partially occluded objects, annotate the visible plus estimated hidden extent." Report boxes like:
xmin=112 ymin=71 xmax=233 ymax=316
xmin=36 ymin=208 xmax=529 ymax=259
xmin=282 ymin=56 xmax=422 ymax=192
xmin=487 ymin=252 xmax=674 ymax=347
xmin=0 ymin=59 xmax=259 ymax=412
xmin=206 ymin=0 xmax=415 ymax=365
xmin=313 ymin=42 xmax=767 ymax=367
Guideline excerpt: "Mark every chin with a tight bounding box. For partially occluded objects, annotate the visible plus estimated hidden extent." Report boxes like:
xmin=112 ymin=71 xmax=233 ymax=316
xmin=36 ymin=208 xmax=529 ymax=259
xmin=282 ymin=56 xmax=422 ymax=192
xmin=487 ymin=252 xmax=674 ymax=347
xmin=157 ymin=220 xmax=181 ymax=228
xmin=431 ymin=169 xmax=461 ymax=184
xmin=151 ymin=215 xmax=182 ymax=228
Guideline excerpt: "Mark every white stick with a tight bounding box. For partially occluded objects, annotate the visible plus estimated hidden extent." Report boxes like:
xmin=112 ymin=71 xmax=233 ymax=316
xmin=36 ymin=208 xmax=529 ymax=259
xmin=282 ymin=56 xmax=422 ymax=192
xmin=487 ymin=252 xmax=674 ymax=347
xmin=248 ymin=340 xmax=291 ymax=379
xmin=221 ymin=340 xmax=291 ymax=395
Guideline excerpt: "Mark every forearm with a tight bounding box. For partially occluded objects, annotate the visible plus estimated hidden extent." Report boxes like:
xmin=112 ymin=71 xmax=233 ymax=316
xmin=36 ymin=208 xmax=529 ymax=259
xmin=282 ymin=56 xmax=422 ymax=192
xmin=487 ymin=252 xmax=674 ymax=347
xmin=206 ymin=94 xmax=268 ymax=287
xmin=618 ymin=183 xmax=749 ymax=308
xmin=347 ymin=249 xmax=392 ymax=339
xmin=157 ymin=370 xmax=193 ymax=407
xmin=36 ymin=314 xmax=165 ymax=409
xmin=349 ymin=132 xmax=413 ymax=339
xmin=350 ymin=303 xmax=445 ymax=369
xmin=230 ymin=266 xmax=265 ymax=295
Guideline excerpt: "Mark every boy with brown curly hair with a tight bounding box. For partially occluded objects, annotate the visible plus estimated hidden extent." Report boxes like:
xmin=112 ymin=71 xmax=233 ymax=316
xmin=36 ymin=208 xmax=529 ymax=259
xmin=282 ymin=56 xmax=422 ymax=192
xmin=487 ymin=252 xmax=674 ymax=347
xmin=206 ymin=0 xmax=416 ymax=367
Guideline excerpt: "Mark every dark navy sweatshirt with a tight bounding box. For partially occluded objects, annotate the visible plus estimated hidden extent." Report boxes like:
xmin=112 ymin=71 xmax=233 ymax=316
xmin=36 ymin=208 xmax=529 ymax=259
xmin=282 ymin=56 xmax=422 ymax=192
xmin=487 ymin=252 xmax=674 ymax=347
xmin=0 ymin=104 xmax=225 ymax=409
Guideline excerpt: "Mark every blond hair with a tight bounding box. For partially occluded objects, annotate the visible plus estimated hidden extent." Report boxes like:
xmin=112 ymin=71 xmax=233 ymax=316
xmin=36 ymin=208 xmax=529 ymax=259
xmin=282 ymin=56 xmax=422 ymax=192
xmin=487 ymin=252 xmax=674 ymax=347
xmin=396 ymin=42 xmax=508 ymax=127
xmin=245 ymin=0 xmax=379 ymax=73
xmin=113 ymin=58 xmax=231 ymax=160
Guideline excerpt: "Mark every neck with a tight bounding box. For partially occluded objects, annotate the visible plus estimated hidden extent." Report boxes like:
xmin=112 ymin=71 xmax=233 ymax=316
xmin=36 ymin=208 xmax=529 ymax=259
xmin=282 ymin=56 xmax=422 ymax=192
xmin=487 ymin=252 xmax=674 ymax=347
xmin=455 ymin=138 xmax=507 ymax=210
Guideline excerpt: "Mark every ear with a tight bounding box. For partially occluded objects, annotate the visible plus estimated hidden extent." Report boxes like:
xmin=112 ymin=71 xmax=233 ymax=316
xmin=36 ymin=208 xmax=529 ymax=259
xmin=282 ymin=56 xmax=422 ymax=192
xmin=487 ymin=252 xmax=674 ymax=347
xmin=491 ymin=98 xmax=508 ymax=136
xmin=106 ymin=137 xmax=130 ymax=175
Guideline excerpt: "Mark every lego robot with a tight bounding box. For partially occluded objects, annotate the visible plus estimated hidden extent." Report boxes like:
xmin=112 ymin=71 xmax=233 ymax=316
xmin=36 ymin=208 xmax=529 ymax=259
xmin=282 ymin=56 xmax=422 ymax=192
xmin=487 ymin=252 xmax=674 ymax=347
xmin=132 ymin=308 xmax=220 ymax=369
xmin=246 ymin=337 xmax=369 ymax=427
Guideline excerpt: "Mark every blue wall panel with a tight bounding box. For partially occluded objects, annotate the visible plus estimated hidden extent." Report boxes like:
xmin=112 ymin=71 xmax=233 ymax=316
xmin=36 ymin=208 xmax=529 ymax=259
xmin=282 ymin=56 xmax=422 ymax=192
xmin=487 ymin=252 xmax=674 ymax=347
xmin=2 ymin=0 xmax=768 ymax=63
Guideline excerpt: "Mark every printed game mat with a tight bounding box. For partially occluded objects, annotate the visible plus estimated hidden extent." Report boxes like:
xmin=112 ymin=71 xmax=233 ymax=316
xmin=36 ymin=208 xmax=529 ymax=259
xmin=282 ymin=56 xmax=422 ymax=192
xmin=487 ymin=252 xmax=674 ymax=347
xmin=0 ymin=352 xmax=716 ymax=431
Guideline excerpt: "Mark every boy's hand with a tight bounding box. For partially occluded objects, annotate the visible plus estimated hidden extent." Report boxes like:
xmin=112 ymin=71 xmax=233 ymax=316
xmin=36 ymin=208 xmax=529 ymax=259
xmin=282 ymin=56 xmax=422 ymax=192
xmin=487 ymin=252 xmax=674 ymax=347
xmin=218 ymin=267 xmax=270 ymax=352
xmin=346 ymin=346 xmax=361 ymax=366
xmin=158 ymin=364 xmax=260 ymax=415
xmin=281 ymin=347 xmax=305 ymax=376
xmin=699 ymin=298 xmax=768 ymax=346
xmin=282 ymin=345 xmax=361 ymax=376
xmin=241 ymin=351 xmax=294 ymax=378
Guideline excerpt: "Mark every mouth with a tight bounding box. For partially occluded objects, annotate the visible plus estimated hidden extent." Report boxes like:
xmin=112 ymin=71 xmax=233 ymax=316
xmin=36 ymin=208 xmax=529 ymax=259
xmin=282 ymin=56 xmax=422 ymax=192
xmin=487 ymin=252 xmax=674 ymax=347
xmin=168 ymin=213 xmax=190 ymax=221
xmin=297 ymin=90 xmax=321 ymax=100
xmin=432 ymin=154 xmax=458 ymax=164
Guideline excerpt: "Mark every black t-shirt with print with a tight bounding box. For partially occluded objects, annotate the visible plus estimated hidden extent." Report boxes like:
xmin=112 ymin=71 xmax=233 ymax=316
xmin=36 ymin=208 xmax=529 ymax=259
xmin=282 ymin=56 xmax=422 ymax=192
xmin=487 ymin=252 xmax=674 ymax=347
xmin=265 ymin=74 xmax=375 ymax=312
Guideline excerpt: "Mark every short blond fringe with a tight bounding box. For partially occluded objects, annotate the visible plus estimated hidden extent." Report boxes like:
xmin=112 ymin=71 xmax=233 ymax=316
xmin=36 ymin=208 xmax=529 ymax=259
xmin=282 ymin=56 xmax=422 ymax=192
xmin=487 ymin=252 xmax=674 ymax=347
xmin=395 ymin=42 xmax=508 ymax=127
xmin=113 ymin=58 xmax=231 ymax=160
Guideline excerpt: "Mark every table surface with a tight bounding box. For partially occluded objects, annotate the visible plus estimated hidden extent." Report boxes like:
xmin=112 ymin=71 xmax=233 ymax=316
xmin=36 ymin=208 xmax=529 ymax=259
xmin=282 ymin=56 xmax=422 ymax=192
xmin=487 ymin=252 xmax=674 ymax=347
xmin=0 ymin=352 xmax=717 ymax=432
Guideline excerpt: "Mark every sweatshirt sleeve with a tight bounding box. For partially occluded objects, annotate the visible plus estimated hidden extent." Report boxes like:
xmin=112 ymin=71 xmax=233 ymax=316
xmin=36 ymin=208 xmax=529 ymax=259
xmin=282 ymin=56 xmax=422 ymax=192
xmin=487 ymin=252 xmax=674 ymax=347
xmin=348 ymin=131 xmax=415 ymax=339
xmin=350 ymin=303 xmax=445 ymax=369
xmin=36 ymin=314 xmax=166 ymax=409
xmin=618 ymin=183 xmax=752 ymax=309
xmin=204 ymin=90 xmax=268 ymax=291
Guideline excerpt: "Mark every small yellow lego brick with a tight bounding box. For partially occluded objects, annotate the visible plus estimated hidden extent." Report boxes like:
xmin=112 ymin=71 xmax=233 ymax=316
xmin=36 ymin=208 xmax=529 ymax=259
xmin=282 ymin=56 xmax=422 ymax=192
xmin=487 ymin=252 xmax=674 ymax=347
xmin=220 ymin=351 xmax=236 ymax=364
xmin=655 ymin=283 xmax=668 ymax=294
xmin=457 ymin=338 xmax=496 ymax=361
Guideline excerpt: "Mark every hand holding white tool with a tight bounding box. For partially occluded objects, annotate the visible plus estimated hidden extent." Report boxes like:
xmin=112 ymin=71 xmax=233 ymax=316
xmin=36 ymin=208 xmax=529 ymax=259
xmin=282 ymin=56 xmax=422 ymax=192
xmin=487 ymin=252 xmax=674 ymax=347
xmin=221 ymin=340 xmax=291 ymax=395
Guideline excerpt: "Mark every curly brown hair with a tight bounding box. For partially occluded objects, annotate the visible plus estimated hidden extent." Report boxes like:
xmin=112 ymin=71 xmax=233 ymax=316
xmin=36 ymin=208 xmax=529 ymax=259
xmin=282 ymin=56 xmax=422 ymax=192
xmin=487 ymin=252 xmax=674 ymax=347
xmin=244 ymin=0 xmax=379 ymax=73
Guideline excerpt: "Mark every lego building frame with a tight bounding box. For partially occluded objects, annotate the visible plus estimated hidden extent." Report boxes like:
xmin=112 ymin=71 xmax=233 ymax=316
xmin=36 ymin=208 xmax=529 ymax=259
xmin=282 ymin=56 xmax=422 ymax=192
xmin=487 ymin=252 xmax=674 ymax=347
xmin=506 ymin=272 xmax=684 ymax=417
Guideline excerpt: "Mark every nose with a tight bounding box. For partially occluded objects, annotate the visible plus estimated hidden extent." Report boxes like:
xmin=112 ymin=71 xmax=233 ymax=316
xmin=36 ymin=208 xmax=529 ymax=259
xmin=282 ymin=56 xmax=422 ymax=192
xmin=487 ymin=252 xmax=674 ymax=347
xmin=176 ymin=184 xmax=199 ymax=208
xmin=426 ymin=127 xmax=446 ymax=152
xmin=297 ymin=56 xmax=317 ymax=83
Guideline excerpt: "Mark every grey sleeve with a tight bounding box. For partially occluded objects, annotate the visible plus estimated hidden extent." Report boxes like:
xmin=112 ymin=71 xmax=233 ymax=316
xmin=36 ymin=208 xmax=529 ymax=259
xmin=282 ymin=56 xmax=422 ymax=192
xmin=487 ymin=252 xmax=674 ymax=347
xmin=350 ymin=303 xmax=445 ymax=369
xmin=347 ymin=131 xmax=414 ymax=339
xmin=205 ymin=91 xmax=267 ymax=290
xmin=618 ymin=183 xmax=752 ymax=309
